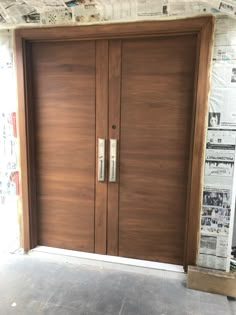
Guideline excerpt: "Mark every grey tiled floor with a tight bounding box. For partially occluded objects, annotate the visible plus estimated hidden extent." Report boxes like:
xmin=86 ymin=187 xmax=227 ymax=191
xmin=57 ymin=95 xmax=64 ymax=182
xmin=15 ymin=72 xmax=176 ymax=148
xmin=0 ymin=254 xmax=235 ymax=315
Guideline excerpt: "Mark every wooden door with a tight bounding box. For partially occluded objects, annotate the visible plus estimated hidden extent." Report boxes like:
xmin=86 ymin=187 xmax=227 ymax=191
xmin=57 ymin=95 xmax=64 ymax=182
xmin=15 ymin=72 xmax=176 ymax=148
xmin=108 ymin=34 xmax=198 ymax=265
xmin=30 ymin=41 xmax=99 ymax=252
xmin=16 ymin=18 xmax=213 ymax=266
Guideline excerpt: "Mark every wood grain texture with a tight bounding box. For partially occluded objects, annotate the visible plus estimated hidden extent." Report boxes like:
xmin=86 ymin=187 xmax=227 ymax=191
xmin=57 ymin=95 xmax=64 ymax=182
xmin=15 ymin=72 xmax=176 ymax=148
xmin=95 ymin=40 xmax=109 ymax=254
xmin=184 ymin=18 xmax=215 ymax=269
xmin=118 ymin=35 xmax=197 ymax=265
xmin=14 ymin=35 xmax=31 ymax=250
xmin=188 ymin=266 xmax=236 ymax=297
xmin=14 ymin=17 xmax=211 ymax=41
xmin=24 ymin=43 xmax=38 ymax=248
xmin=31 ymin=41 xmax=96 ymax=252
xmin=15 ymin=17 xmax=214 ymax=266
xmin=107 ymin=40 xmax=122 ymax=256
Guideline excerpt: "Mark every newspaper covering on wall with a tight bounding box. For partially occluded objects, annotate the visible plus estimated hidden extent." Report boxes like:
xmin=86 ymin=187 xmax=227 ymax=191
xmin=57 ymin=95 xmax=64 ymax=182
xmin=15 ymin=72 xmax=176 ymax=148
xmin=205 ymin=130 xmax=236 ymax=186
xmin=0 ymin=112 xmax=18 ymax=197
xmin=199 ymin=128 xmax=236 ymax=271
xmin=1 ymin=1 xmax=236 ymax=27
xmin=0 ymin=112 xmax=17 ymax=169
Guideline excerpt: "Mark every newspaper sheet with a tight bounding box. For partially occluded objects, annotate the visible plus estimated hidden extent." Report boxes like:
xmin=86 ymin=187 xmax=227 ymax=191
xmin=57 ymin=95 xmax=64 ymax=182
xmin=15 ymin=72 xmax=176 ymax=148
xmin=199 ymin=127 xmax=236 ymax=271
xmin=40 ymin=8 xmax=72 ymax=24
xmin=72 ymin=1 xmax=102 ymax=23
xmin=0 ymin=1 xmax=36 ymax=23
xmin=208 ymin=63 xmax=236 ymax=128
xmin=218 ymin=0 xmax=236 ymax=16
xmin=207 ymin=129 xmax=236 ymax=145
xmin=204 ymin=141 xmax=235 ymax=186
xmin=137 ymin=0 xmax=168 ymax=17
xmin=209 ymin=88 xmax=236 ymax=128
xmin=25 ymin=0 xmax=66 ymax=12
xmin=169 ymin=1 xmax=211 ymax=16
xmin=0 ymin=171 xmax=19 ymax=196
xmin=213 ymin=45 xmax=236 ymax=62
xmin=198 ymin=235 xmax=228 ymax=270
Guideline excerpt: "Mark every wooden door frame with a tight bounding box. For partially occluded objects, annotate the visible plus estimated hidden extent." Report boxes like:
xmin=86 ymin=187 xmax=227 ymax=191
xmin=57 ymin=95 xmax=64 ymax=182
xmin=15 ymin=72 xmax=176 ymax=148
xmin=14 ymin=16 xmax=215 ymax=270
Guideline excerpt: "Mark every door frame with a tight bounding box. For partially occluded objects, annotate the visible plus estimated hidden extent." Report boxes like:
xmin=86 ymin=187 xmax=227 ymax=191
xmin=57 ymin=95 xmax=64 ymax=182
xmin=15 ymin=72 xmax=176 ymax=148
xmin=14 ymin=16 xmax=214 ymax=270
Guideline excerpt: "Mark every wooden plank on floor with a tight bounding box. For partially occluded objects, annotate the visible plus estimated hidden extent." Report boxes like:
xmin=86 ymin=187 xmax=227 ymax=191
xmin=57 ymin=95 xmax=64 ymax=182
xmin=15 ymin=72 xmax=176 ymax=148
xmin=188 ymin=266 xmax=236 ymax=297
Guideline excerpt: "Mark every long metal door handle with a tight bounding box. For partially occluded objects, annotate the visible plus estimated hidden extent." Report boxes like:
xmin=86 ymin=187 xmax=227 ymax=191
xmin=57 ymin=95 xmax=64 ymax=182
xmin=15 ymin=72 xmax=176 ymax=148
xmin=98 ymin=138 xmax=105 ymax=182
xmin=109 ymin=139 xmax=117 ymax=182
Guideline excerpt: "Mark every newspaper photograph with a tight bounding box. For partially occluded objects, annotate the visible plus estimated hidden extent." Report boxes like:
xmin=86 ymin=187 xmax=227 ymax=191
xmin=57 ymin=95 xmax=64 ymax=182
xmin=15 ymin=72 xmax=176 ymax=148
xmin=202 ymin=188 xmax=231 ymax=208
xmin=201 ymin=206 xmax=230 ymax=235
xmin=207 ymin=129 xmax=236 ymax=145
xmin=23 ymin=11 xmax=40 ymax=23
xmin=72 ymin=1 xmax=101 ymax=23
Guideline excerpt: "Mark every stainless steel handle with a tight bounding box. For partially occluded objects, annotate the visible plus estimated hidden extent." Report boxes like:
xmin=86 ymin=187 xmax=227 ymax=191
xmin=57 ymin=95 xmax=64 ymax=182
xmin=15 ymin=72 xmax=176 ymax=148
xmin=98 ymin=138 xmax=105 ymax=182
xmin=109 ymin=139 xmax=117 ymax=182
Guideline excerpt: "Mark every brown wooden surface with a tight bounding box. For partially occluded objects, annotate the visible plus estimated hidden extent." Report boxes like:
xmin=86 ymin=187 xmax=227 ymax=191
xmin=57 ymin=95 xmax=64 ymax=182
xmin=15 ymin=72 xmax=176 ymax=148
xmin=188 ymin=266 xmax=236 ymax=297
xmin=15 ymin=17 xmax=214 ymax=267
xmin=24 ymin=43 xmax=38 ymax=248
xmin=95 ymin=40 xmax=109 ymax=254
xmin=184 ymin=19 xmax=214 ymax=268
xmin=107 ymin=40 xmax=122 ymax=256
xmin=14 ymin=17 xmax=211 ymax=41
xmin=31 ymin=41 xmax=96 ymax=252
xmin=14 ymin=36 xmax=31 ymax=250
xmin=117 ymin=35 xmax=197 ymax=265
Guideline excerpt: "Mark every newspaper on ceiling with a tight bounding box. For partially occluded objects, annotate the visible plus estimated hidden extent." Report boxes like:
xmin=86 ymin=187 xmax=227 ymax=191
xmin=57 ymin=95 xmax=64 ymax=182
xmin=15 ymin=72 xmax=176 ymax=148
xmin=0 ymin=1 xmax=36 ymax=23
xmin=72 ymin=0 xmax=102 ymax=23
xmin=40 ymin=8 xmax=72 ymax=24
xmin=24 ymin=0 xmax=67 ymax=12
xmin=168 ymin=1 xmax=212 ymax=16
xmin=136 ymin=0 xmax=168 ymax=17
xmin=217 ymin=0 xmax=236 ymax=16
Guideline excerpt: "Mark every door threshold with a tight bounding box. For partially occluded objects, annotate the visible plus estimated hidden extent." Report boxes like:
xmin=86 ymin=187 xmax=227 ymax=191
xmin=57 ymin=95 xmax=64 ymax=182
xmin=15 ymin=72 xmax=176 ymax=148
xmin=29 ymin=246 xmax=184 ymax=274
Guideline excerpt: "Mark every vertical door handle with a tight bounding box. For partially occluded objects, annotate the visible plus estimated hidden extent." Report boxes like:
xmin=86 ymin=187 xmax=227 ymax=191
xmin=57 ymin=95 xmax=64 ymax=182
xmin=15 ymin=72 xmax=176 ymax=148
xmin=98 ymin=138 xmax=105 ymax=182
xmin=109 ymin=139 xmax=117 ymax=182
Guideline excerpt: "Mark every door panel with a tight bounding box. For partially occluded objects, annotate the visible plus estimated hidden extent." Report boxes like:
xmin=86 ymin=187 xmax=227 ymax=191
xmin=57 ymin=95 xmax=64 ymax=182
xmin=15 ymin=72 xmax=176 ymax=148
xmin=31 ymin=41 xmax=96 ymax=252
xmin=116 ymin=35 xmax=197 ymax=264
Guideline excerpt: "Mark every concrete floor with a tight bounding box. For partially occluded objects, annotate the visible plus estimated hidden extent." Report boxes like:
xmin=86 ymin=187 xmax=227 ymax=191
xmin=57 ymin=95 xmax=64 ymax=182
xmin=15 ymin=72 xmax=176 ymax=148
xmin=0 ymin=253 xmax=235 ymax=315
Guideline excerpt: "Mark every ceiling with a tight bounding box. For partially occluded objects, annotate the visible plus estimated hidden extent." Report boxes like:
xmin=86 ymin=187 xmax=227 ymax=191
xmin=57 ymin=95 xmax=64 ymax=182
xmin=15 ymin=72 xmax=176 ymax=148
xmin=0 ymin=1 xmax=235 ymax=27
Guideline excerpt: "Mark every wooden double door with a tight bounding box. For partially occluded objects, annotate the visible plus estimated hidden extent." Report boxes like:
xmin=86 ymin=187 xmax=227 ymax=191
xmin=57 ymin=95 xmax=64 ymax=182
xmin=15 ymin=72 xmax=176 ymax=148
xmin=19 ymin=19 xmax=213 ymax=268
